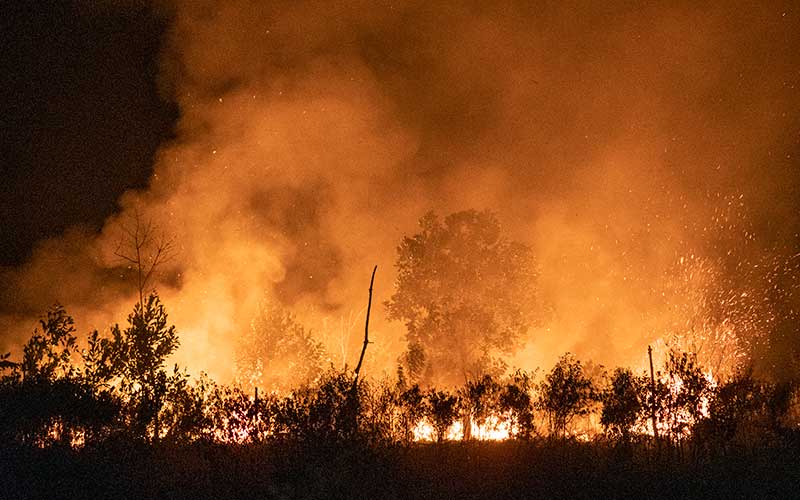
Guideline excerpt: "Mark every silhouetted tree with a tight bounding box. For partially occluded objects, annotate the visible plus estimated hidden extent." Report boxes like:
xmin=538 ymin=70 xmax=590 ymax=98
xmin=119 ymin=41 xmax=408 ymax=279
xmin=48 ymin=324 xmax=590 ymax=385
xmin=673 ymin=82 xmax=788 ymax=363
xmin=425 ymin=389 xmax=460 ymax=443
xmin=0 ymin=306 xmax=120 ymax=447
xmin=81 ymin=328 xmax=119 ymax=389
xmin=276 ymin=369 xmax=366 ymax=444
xmin=20 ymin=305 xmax=78 ymax=382
xmin=538 ymin=353 xmax=595 ymax=438
xmin=109 ymin=293 xmax=182 ymax=442
xmin=359 ymin=380 xmax=399 ymax=446
xmin=763 ymin=380 xmax=798 ymax=437
xmin=386 ymin=210 xmax=539 ymax=385
xmin=659 ymin=350 xmax=713 ymax=445
xmin=498 ymin=370 xmax=536 ymax=439
xmin=601 ymin=368 xmax=644 ymax=442
xmin=699 ymin=370 xmax=764 ymax=449
xmin=397 ymin=383 xmax=426 ymax=444
xmin=461 ymin=374 xmax=501 ymax=440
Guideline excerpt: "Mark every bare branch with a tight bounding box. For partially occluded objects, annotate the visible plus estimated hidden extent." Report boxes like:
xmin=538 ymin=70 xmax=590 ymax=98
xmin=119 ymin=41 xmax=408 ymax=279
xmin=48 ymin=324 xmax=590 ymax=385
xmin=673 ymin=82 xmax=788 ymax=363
xmin=353 ymin=265 xmax=377 ymax=385
xmin=141 ymin=236 xmax=176 ymax=291
xmin=113 ymin=211 xmax=176 ymax=305
xmin=113 ymin=248 xmax=139 ymax=266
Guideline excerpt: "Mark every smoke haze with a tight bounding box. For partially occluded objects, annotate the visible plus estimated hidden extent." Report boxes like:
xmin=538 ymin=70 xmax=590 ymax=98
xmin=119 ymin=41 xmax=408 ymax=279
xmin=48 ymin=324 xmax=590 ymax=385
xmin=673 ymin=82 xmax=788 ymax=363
xmin=2 ymin=0 xmax=799 ymax=383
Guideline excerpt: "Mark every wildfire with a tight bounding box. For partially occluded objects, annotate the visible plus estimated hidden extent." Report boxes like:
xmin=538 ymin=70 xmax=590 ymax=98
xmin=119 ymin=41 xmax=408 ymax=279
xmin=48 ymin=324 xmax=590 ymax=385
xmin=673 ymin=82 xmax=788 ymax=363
xmin=635 ymin=369 xmax=717 ymax=439
xmin=412 ymin=415 xmax=513 ymax=442
xmin=41 ymin=421 xmax=86 ymax=449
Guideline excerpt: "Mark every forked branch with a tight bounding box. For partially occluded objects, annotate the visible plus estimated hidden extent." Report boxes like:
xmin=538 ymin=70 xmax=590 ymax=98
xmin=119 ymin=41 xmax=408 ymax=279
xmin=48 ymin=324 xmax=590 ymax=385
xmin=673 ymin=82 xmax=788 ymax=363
xmin=113 ymin=210 xmax=175 ymax=306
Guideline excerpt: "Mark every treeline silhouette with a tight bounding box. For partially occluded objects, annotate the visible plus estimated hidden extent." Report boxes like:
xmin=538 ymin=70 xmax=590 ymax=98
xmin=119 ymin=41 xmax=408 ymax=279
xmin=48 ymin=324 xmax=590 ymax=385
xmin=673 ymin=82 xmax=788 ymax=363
xmin=2 ymin=296 xmax=800 ymax=499
xmin=3 ymin=296 xmax=798 ymax=449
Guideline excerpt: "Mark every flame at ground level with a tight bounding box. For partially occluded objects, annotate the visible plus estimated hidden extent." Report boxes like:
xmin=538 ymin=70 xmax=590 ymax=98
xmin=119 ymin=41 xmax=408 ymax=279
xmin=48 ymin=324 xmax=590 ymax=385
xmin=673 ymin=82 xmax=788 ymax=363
xmin=412 ymin=415 xmax=513 ymax=442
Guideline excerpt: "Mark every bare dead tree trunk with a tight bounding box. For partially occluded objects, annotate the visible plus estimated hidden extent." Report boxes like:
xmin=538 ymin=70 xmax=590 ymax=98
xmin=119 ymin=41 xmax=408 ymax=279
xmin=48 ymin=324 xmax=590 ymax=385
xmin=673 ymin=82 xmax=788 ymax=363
xmin=346 ymin=266 xmax=377 ymax=440
xmin=353 ymin=265 xmax=377 ymax=386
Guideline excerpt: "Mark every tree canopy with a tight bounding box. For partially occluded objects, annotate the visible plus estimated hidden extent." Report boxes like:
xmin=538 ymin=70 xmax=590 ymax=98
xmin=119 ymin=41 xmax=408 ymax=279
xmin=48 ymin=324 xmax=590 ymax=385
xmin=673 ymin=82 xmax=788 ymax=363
xmin=538 ymin=353 xmax=596 ymax=437
xmin=386 ymin=210 xmax=539 ymax=385
xmin=109 ymin=293 xmax=183 ymax=441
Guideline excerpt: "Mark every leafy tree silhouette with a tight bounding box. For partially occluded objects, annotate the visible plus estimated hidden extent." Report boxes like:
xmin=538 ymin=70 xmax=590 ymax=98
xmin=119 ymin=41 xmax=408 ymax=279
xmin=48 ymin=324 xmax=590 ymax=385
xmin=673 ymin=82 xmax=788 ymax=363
xmin=601 ymin=368 xmax=644 ymax=442
xmin=461 ymin=374 xmax=501 ymax=440
xmin=397 ymin=383 xmax=426 ymax=445
xmin=425 ymin=389 xmax=460 ymax=443
xmin=763 ymin=379 xmax=797 ymax=438
xmin=156 ymin=369 xmax=213 ymax=443
xmin=276 ymin=369 xmax=366 ymax=444
xmin=498 ymin=370 xmax=536 ymax=439
xmin=698 ymin=370 xmax=765 ymax=450
xmin=19 ymin=305 xmax=78 ymax=381
xmin=386 ymin=210 xmax=539 ymax=385
xmin=358 ymin=380 xmax=400 ymax=446
xmin=655 ymin=350 xmax=713 ymax=446
xmin=538 ymin=353 xmax=595 ymax=438
xmin=108 ymin=293 xmax=182 ymax=442
xmin=0 ymin=306 xmax=119 ymax=447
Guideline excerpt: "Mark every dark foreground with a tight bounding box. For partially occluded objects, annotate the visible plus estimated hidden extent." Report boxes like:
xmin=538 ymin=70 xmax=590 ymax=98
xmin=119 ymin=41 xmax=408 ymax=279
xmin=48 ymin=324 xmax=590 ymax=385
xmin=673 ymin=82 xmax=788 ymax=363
xmin=3 ymin=439 xmax=800 ymax=500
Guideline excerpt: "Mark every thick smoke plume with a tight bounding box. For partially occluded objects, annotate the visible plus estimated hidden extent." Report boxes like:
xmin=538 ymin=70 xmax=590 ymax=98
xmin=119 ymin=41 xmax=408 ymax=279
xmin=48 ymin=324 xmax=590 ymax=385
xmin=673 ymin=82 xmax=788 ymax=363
xmin=2 ymin=0 xmax=799 ymax=383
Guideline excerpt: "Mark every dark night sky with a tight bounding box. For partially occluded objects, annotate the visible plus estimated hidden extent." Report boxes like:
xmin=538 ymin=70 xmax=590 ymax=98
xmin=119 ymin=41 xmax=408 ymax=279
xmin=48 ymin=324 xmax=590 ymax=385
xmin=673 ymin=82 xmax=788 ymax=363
xmin=0 ymin=1 xmax=177 ymax=266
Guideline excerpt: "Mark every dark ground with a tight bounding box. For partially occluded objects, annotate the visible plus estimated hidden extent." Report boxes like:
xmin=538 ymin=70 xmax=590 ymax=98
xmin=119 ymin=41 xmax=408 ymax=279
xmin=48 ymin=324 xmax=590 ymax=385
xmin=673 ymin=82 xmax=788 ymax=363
xmin=3 ymin=439 xmax=799 ymax=500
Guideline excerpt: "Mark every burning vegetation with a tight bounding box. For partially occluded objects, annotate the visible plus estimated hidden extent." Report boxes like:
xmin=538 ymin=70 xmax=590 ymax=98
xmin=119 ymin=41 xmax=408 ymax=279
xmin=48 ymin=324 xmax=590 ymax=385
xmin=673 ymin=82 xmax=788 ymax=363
xmin=2 ymin=1 xmax=800 ymax=497
xmin=2 ymin=210 xmax=799 ymax=453
xmin=2 ymin=209 xmax=800 ymax=499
